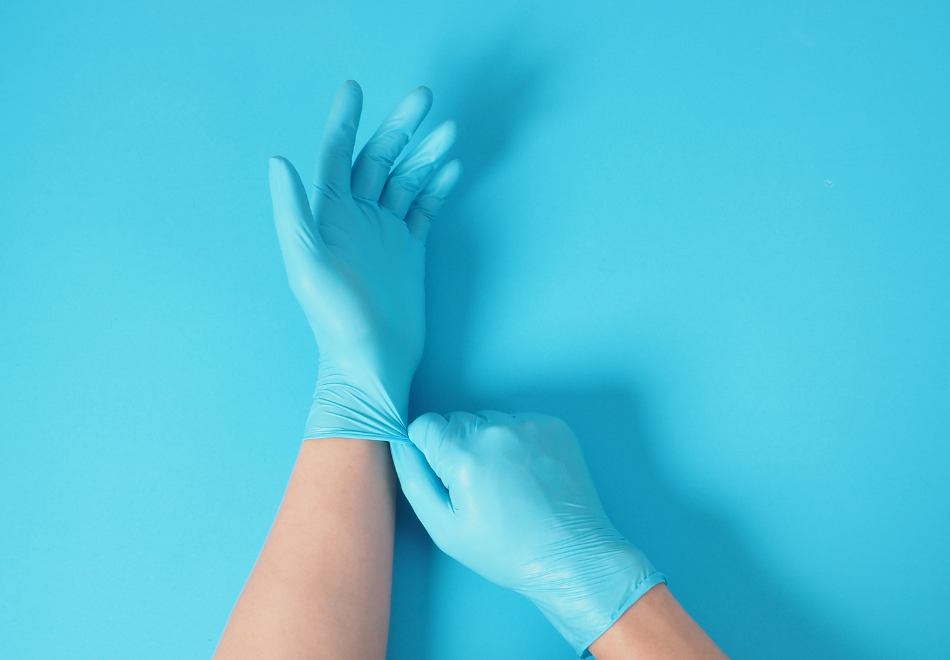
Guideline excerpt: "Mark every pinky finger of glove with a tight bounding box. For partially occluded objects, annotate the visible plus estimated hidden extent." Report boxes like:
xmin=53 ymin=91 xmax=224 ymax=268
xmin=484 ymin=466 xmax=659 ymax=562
xmin=405 ymin=159 xmax=462 ymax=245
xmin=390 ymin=441 xmax=456 ymax=546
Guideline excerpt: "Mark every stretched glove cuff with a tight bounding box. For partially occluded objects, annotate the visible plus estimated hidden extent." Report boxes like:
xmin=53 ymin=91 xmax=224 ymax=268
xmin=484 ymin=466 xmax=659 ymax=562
xmin=302 ymin=379 xmax=410 ymax=443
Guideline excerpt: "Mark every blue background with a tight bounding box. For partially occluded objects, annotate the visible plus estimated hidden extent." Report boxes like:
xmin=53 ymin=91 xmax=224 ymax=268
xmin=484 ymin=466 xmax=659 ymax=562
xmin=2 ymin=1 xmax=948 ymax=658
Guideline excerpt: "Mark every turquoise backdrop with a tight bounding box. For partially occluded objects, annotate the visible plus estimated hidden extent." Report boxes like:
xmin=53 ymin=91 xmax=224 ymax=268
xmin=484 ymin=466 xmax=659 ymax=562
xmin=2 ymin=1 xmax=948 ymax=658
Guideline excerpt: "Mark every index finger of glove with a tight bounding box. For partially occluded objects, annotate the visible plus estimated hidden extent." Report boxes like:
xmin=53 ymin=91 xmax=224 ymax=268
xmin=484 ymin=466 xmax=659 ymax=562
xmin=390 ymin=441 xmax=455 ymax=543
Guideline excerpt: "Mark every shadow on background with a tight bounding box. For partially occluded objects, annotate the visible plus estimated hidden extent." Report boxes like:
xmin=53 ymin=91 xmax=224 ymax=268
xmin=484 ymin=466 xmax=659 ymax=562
xmin=388 ymin=35 xmax=552 ymax=659
xmin=389 ymin=36 xmax=888 ymax=660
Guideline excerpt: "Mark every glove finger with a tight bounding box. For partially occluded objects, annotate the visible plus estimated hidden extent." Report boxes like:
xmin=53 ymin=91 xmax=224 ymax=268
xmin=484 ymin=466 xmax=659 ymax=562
xmin=475 ymin=409 xmax=517 ymax=425
xmin=391 ymin=442 xmax=455 ymax=543
xmin=405 ymin=160 xmax=462 ymax=245
xmin=269 ymin=156 xmax=326 ymax=278
xmin=408 ymin=411 xmax=480 ymax=487
xmin=351 ymin=86 xmax=432 ymax=202
xmin=407 ymin=412 xmax=450 ymax=464
xmin=379 ymin=120 xmax=457 ymax=221
xmin=312 ymin=80 xmax=362 ymax=209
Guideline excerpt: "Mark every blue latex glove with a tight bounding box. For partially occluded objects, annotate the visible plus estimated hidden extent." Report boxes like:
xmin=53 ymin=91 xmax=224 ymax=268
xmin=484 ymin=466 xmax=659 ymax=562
xmin=391 ymin=411 xmax=666 ymax=656
xmin=269 ymin=82 xmax=461 ymax=442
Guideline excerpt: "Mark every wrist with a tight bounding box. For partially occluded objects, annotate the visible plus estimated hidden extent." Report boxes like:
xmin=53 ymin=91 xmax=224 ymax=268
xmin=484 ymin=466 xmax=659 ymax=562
xmin=587 ymin=584 xmax=728 ymax=660
xmin=521 ymin=535 xmax=665 ymax=657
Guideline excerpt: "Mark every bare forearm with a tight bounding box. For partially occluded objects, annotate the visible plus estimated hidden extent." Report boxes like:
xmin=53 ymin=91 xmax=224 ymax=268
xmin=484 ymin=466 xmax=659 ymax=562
xmin=214 ymin=438 xmax=397 ymax=660
xmin=589 ymin=584 xmax=728 ymax=660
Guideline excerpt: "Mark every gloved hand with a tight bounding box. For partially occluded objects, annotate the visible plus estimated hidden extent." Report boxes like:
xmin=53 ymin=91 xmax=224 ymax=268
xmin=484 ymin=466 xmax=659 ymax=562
xmin=269 ymin=81 xmax=461 ymax=442
xmin=391 ymin=411 xmax=666 ymax=657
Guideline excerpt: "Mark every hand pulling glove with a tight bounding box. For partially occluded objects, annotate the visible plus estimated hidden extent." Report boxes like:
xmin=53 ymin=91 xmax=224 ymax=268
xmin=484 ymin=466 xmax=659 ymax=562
xmin=391 ymin=411 xmax=666 ymax=656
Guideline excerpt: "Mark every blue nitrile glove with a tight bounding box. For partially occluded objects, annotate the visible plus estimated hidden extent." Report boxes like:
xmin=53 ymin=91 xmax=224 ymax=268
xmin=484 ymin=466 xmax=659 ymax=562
xmin=269 ymin=81 xmax=461 ymax=442
xmin=391 ymin=411 xmax=666 ymax=656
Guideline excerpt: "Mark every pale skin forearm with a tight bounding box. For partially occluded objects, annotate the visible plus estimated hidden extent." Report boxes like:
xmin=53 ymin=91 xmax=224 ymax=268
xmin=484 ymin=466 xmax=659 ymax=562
xmin=213 ymin=438 xmax=396 ymax=660
xmin=589 ymin=584 xmax=728 ymax=660
xmin=213 ymin=441 xmax=726 ymax=660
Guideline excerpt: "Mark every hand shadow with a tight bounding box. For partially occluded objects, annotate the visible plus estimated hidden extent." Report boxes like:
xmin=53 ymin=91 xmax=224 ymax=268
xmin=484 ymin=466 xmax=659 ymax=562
xmin=388 ymin=36 xmax=889 ymax=660
xmin=388 ymin=35 xmax=552 ymax=660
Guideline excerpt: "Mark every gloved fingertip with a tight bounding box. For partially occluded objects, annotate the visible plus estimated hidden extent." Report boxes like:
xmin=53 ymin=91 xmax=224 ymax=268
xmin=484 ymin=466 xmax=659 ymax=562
xmin=408 ymin=412 xmax=448 ymax=448
xmin=338 ymin=79 xmax=363 ymax=100
xmin=440 ymin=119 xmax=459 ymax=139
xmin=269 ymin=155 xmax=292 ymax=179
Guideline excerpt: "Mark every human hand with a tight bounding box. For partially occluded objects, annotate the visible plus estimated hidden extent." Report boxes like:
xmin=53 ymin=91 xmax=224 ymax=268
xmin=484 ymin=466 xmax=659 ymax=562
xmin=269 ymin=82 xmax=460 ymax=442
xmin=391 ymin=411 xmax=665 ymax=656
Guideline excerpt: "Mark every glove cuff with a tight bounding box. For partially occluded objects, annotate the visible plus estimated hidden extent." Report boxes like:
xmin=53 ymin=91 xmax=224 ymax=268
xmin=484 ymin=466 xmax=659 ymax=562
xmin=302 ymin=377 xmax=410 ymax=443
xmin=575 ymin=568 xmax=667 ymax=657
xmin=523 ymin=538 xmax=665 ymax=657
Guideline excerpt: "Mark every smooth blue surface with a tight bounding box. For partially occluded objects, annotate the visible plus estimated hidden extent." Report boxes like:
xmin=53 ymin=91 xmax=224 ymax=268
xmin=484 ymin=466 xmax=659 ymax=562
xmin=1 ymin=1 xmax=948 ymax=659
